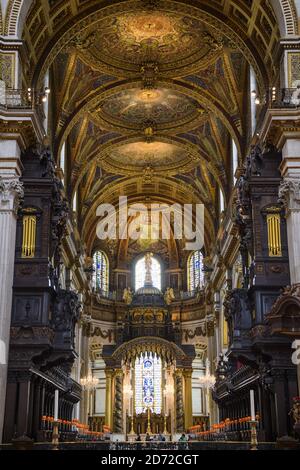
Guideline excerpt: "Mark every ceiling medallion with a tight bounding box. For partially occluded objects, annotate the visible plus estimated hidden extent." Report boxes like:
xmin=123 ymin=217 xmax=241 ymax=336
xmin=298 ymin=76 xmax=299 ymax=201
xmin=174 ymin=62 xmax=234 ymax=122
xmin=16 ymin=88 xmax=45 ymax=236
xmin=142 ymin=119 xmax=156 ymax=142
xmin=100 ymin=140 xmax=195 ymax=175
xmin=143 ymin=165 xmax=154 ymax=182
xmin=72 ymin=11 xmax=224 ymax=78
xmin=140 ymin=61 xmax=159 ymax=89
xmin=97 ymin=87 xmax=201 ymax=133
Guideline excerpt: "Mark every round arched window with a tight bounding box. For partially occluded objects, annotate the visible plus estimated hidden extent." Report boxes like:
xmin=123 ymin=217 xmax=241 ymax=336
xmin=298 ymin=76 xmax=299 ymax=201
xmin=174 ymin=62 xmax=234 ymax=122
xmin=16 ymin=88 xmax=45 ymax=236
xmin=135 ymin=255 xmax=161 ymax=291
xmin=92 ymin=250 xmax=109 ymax=294
xmin=187 ymin=250 xmax=204 ymax=292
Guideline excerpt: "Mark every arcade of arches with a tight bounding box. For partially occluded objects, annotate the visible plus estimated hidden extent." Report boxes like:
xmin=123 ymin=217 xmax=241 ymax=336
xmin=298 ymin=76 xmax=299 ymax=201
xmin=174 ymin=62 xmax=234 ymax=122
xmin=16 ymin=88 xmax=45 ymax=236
xmin=1 ymin=0 xmax=300 ymax=447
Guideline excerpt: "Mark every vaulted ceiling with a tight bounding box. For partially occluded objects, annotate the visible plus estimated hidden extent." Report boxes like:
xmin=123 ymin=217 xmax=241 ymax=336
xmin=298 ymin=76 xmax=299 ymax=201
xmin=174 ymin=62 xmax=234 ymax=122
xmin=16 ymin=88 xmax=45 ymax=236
xmin=21 ymin=0 xmax=281 ymax=261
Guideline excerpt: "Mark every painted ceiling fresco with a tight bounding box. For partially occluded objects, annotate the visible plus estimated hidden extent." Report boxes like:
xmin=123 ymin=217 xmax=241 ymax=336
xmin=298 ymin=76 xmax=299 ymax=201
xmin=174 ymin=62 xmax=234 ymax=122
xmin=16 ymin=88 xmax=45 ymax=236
xmin=24 ymin=0 xmax=280 ymax=251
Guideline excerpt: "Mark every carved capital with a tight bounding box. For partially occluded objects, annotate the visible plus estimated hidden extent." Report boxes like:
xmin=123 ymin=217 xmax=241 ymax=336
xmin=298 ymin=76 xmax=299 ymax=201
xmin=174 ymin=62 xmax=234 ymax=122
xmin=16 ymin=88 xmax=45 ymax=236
xmin=0 ymin=177 xmax=24 ymax=212
xmin=279 ymin=178 xmax=300 ymax=212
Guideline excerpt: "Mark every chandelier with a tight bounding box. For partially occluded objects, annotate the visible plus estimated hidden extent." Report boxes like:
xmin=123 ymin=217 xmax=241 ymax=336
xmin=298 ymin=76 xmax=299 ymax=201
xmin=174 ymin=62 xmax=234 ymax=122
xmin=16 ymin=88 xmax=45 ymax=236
xmin=198 ymin=359 xmax=216 ymax=389
xmin=80 ymin=371 xmax=98 ymax=390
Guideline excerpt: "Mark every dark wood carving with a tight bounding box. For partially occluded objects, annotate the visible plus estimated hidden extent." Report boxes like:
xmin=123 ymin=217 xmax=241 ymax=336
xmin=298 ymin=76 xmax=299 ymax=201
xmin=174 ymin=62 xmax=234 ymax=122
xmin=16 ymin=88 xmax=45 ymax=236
xmin=3 ymin=145 xmax=81 ymax=443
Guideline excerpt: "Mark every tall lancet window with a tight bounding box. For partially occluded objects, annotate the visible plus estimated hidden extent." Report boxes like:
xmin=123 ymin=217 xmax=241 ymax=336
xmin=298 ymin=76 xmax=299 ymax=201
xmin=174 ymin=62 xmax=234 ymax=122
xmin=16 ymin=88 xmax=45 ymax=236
xmin=135 ymin=352 xmax=162 ymax=415
xmin=92 ymin=250 xmax=108 ymax=294
xmin=188 ymin=250 xmax=204 ymax=292
xmin=135 ymin=253 xmax=161 ymax=291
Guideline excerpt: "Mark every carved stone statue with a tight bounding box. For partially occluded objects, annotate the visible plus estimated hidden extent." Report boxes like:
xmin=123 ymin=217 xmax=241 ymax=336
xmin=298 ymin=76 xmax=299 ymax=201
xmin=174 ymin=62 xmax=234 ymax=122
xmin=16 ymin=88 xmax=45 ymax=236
xmin=164 ymin=287 xmax=175 ymax=305
xmin=245 ymin=145 xmax=263 ymax=177
xmin=215 ymin=354 xmax=229 ymax=381
xmin=290 ymin=399 xmax=300 ymax=425
xmin=123 ymin=287 xmax=133 ymax=305
xmin=223 ymin=289 xmax=252 ymax=345
xmin=53 ymin=289 xmax=81 ymax=348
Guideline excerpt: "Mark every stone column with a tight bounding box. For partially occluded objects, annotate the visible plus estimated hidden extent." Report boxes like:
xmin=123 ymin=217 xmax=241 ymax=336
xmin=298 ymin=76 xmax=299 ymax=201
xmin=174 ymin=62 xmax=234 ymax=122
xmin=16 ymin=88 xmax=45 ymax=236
xmin=0 ymin=140 xmax=23 ymax=443
xmin=74 ymin=323 xmax=82 ymax=421
xmin=183 ymin=370 xmax=193 ymax=431
xmin=174 ymin=370 xmax=184 ymax=433
xmin=80 ymin=320 xmax=91 ymax=424
xmin=105 ymin=368 xmax=113 ymax=430
xmin=279 ymin=142 xmax=300 ymax=283
xmin=279 ymin=141 xmax=300 ymax=391
xmin=113 ymin=369 xmax=123 ymax=434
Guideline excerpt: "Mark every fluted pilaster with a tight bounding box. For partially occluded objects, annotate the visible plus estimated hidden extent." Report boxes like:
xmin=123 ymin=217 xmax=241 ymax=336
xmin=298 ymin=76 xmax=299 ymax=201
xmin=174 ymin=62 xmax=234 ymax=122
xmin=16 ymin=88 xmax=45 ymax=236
xmin=0 ymin=168 xmax=23 ymax=442
xmin=279 ymin=177 xmax=300 ymax=283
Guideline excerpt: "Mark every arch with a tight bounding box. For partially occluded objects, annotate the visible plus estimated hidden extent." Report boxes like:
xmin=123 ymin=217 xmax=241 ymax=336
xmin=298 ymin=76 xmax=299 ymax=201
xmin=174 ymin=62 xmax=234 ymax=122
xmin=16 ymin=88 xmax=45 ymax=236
xmin=54 ymin=78 xmax=244 ymax=164
xmin=82 ymin=178 xmax=216 ymax=256
xmin=5 ymin=0 xmax=299 ymax=42
xmin=27 ymin=1 xmax=270 ymax=93
xmin=4 ymin=0 xmax=32 ymax=37
xmin=0 ymin=4 xmax=3 ymax=35
xmin=270 ymin=0 xmax=299 ymax=36
xmin=111 ymin=336 xmax=189 ymax=364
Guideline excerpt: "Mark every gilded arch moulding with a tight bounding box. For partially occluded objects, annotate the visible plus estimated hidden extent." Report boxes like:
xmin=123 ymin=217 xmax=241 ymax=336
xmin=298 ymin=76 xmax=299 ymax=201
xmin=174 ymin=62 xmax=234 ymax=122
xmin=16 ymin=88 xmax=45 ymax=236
xmin=7 ymin=0 xmax=295 ymax=41
xmin=270 ymin=0 xmax=299 ymax=37
xmin=107 ymin=336 xmax=191 ymax=365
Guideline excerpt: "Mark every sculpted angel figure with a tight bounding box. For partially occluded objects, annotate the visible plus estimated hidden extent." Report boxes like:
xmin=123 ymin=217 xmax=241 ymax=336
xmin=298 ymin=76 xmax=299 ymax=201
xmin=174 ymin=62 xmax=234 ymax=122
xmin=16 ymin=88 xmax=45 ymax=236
xmin=164 ymin=287 xmax=175 ymax=305
xmin=289 ymin=399 xmax=300 ymax=424
xmin=123 ymin=287 xmax=133 ymax=305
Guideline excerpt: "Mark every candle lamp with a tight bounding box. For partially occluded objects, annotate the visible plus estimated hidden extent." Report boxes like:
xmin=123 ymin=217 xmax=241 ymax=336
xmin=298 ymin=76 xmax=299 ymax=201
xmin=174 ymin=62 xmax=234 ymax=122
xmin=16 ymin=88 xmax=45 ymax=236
xmin=52 ymin=390 xmax=59 ymax=450
xmin=249 ymin=390 xmax=258 ymax=450
xmin=146 ymin=406 xmax=152 ymax=434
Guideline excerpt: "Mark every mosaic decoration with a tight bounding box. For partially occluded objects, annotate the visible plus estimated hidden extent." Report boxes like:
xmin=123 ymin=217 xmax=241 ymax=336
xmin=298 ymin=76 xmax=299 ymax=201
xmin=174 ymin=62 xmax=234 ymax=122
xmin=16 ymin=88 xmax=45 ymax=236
xmin=288 ymin=52 xmax=300 ymax=87
xmin=75 ymin=10 xmax=223 ymax=75
xmin=100 ymin=88 xmax=199 ymax=127
xmin=0 ymin=52 xmax=15 ymax=87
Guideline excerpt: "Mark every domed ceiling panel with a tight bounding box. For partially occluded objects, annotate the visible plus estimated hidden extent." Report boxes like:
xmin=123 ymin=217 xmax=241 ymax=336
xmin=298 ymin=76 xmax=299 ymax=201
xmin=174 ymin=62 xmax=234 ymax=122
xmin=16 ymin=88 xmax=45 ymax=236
xmin=99 ymin=88 xmax=201 ymax=130
xmin=102 ymin=140 xmax=194 ymax=175
xmin=77 ymin=10 xmax=223 ymax=76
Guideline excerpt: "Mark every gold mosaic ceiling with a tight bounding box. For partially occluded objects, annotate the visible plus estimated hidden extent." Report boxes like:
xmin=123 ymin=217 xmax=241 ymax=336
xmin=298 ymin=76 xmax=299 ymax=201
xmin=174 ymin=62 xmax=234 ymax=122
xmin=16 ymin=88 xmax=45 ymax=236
xmin=76 ymin=11 xmax=223 ymax=76
xmin=21 ymin=0 xmax=281 ymax=253
xmin=102 ymin=141 xmax=194 ymax=174
xmin=98 ymin=88 xmax=203 ymax=131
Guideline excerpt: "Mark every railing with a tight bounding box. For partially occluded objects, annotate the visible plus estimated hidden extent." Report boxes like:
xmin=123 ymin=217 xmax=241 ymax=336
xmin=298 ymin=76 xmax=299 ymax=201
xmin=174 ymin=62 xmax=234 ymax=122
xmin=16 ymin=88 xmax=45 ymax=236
xmin=94 ymin=288 xmax=203 ymax=302
xmin=0 ymin=88 xmax=33 ymax=109
xmin=190 ymin=416 xmax=259 ymax=442
xmin=269 ymin=87 xmax=300 ymax=108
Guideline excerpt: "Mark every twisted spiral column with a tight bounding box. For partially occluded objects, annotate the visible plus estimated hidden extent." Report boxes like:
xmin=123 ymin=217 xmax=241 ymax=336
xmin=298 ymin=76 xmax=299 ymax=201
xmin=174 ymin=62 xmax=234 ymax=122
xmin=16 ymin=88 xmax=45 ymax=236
xmin=175 ymin=370 xmax=184 ymax=433
xmin=113 ymin=370 xmax=123 ymax=433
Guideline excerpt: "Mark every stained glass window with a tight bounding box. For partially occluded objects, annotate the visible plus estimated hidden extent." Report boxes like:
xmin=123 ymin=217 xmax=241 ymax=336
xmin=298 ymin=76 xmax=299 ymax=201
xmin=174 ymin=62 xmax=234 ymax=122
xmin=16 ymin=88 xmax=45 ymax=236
xmin=188 ymin=250 xmax=204 ymax=292
xmin=135 ymin=353 xmax=162 ymax=414
xmin=135 ymin=255 xmax=161 ymax=291
xmin=92 ymin=250 xmax=108 ymax=294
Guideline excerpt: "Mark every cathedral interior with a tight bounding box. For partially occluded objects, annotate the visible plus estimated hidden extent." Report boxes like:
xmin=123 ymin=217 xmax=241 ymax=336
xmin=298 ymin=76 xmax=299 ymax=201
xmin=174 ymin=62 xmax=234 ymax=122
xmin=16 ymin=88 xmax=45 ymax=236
xmin=0 ymin=0 xmax=300 ymax=450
